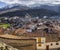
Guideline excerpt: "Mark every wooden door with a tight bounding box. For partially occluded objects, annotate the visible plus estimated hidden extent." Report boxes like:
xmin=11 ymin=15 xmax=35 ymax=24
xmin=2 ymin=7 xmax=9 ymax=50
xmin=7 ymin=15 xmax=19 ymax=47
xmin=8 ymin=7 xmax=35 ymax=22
xmin=46 ymin=45 xmax=49 ymax=50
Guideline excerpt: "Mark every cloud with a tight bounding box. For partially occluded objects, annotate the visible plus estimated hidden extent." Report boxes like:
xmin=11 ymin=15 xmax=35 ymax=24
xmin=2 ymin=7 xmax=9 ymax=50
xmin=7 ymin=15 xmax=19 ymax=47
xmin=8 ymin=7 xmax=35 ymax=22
xmin=0 ymin=0 xmax=18 ymax=4
xmin=0 ymin=0 xmax=60 ymax=5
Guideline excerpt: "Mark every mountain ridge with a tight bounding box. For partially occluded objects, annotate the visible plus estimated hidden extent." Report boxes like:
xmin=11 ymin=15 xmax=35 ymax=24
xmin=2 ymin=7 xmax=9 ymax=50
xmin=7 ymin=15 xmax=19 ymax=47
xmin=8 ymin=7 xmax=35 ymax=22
xmin=0 ymin=3 xmax=60 ymax=17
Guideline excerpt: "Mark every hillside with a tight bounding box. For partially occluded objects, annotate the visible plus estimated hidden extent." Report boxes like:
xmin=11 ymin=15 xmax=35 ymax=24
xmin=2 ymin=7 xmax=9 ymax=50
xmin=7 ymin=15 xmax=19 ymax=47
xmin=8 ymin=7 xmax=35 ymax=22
xmin=0 ymin=8 xmax=59 ymax=18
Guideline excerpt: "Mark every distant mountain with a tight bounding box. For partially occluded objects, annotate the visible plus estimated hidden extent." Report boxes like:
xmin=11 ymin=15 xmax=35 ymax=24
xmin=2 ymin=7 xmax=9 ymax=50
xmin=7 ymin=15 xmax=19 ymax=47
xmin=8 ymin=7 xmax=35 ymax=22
xmin=0 ymin=3 xmax=59 ymax=18
xmin=0 ymin=3 xmax=30 ymax=14
xmin=4 ymin=3 xmax=29 ymax=9
xmin=29 ymin=4 xmax=60 ymax=12
xmin=0 ymin=1 xmax=7 ymax=8
xmin=0 ymin=3 xmax=60 ymax=12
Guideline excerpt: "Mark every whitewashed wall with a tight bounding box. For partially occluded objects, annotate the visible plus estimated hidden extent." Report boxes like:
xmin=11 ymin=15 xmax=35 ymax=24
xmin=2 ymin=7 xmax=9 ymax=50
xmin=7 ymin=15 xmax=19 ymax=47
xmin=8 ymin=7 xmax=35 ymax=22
xmin=36 ymin=37 xmax=60 ymax=50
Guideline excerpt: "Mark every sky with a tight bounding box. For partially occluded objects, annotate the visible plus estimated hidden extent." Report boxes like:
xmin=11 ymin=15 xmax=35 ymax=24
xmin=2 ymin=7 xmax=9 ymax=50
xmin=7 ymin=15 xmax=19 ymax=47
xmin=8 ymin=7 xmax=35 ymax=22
xmin=0 ymin=0 xmax=60 ymax=8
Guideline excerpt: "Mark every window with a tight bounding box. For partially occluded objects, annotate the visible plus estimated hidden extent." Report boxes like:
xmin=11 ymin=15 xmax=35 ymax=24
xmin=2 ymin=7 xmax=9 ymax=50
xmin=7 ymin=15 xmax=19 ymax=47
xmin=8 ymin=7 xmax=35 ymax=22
xmin=56 ymin=43 xmax=59 ymax=45
xmin=51 ymin=43 xmax=53 ymax=46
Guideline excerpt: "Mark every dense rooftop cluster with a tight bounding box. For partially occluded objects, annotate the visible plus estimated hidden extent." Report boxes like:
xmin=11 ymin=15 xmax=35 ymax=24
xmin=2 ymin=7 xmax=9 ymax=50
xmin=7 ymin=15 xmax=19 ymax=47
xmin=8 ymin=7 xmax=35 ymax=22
xmin=0 ymin=14 xmax=60 ymax=38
